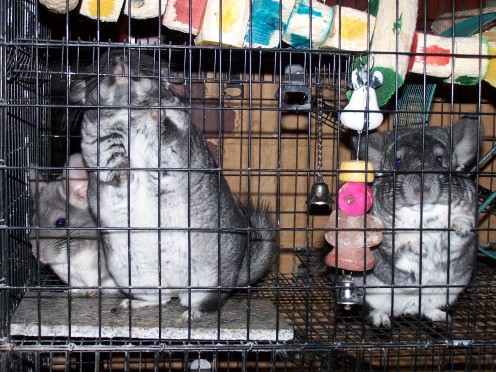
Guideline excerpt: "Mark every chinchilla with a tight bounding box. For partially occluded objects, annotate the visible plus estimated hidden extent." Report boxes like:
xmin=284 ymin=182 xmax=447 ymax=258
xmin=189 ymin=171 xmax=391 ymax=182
xmin=355 ymin=116 xmax=482 ymax=327
xmin=70 ymin=50 xmax=277 ymax=320
xmin=30 ymin=153 xmax=118 ymax=296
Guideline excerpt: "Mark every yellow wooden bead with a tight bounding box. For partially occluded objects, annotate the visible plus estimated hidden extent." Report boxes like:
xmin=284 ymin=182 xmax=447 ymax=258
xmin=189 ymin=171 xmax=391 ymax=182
xmin=339 ymin=160 xmax=375 ymax=183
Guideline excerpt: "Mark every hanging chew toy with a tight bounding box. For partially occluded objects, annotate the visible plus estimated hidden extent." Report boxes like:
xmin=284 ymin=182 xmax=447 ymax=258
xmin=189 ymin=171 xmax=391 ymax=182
xmin=325 ymin=63 xmax=385 ymax=308
xmin=338 ymin=62 xmax=383 ymax=186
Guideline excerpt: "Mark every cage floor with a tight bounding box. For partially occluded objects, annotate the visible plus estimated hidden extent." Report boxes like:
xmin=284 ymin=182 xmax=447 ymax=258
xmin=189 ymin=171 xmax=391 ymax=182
xmin=9 ymin=260 xmax=495 ymax=350
xmin=10 ymin=292 xmax=293 ymax=341
xmin=269 ymin=258 xmax=496 ymax=348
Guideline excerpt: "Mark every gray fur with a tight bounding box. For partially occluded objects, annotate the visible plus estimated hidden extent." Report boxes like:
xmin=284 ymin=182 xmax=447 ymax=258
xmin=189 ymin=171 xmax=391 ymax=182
xmin=29 ymin=154 xmax=118 ymax=295
xmin=70 ymin=50 xmax=277 ymax=319
xmin=357 ymin=117 xmax=481 ymax=327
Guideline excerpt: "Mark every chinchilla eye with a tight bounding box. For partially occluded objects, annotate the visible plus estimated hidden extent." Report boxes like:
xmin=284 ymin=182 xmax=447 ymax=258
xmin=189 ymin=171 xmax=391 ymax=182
xmin=55 ymin=218 xmax=68 ymax=228
xmin=395 ymin=158 xmax=402 ymax=168
xmin=436 ymin=155 xmax=444 ymax=165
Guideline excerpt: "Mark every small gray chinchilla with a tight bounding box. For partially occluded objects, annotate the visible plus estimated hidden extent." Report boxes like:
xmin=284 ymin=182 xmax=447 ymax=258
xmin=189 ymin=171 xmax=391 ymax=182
xmin=356 ymin=116 xmax=482 ymax=327
xmin=30 ymin=153 xmax=118 ymax=296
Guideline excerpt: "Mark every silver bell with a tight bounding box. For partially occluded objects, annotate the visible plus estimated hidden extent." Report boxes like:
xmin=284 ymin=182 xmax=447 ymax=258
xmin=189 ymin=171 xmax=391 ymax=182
xmin=307 ymin=179 xmax=333 ymax=206
xmin=336 ymin=275 xmax=359 ymax=310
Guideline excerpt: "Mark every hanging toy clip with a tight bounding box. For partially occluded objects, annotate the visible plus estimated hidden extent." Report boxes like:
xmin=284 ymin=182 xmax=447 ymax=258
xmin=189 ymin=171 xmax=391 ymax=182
xmin=339 ymin=60 xmax=384 ymax=132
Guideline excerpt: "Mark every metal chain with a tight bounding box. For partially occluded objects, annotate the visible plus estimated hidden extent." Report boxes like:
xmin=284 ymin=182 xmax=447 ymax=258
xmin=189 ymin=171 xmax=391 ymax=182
xmin=316 ymin=85 xmax=324 ymax=179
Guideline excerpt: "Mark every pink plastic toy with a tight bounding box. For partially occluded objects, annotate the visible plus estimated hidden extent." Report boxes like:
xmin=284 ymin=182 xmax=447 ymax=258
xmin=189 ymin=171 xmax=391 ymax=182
xmin=338 ymin=182 xmax=373 ymax=216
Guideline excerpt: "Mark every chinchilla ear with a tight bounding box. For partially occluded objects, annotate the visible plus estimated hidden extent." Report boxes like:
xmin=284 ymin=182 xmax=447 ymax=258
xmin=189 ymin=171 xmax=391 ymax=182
xmin=29 ymin=169 xmax=46 ymax=200
xmin=452 ymin=116 xmax=483 ymax=171
xmin=59 ymin=154 xmax=89 ymax=209
xmin=354 ymin=131 xmax=389 ymax=171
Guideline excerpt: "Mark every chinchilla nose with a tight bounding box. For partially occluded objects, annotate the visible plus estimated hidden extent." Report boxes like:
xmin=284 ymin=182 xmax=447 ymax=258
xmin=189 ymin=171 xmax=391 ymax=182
xmin=402 ymin=173 xmax=440 ymax=205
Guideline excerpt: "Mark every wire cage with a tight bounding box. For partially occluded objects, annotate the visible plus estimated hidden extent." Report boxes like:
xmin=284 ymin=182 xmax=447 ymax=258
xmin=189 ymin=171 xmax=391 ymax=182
xmin=1 ymin=0 xmax=496 ymax=370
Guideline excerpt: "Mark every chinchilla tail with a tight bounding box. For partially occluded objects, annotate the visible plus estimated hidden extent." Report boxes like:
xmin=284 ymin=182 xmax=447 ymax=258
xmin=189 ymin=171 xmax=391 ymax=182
xmin=305 ymin=240 xmax=332 ymax=277
xmin=236 ymin=200 xmax=278 ymax=286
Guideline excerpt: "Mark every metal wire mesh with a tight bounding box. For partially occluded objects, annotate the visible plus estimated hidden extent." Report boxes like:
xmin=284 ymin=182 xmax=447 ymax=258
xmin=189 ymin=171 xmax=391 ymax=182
xmin=0 ymin=1 xmax=495 ymax=371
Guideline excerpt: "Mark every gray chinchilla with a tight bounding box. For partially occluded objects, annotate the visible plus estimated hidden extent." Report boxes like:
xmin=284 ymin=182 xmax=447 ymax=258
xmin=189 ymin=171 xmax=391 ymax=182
xmin=70 ymin=51 xmax=277 ymax=319
xmin=357 ymin=116 xmax=481 ymax=327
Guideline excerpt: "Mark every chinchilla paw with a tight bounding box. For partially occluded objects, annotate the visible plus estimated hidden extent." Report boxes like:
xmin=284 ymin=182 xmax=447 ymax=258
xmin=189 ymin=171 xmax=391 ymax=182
xmin=99 ymin=160 xmax=130 ymax=185
xmin=425 ymin=308 xmax=451 ymax=323
xmin=118 ymin=299 xmax=131 ymax=309
xmin=71 ymin=289 xmax=97 ymax=297
xmin=181 ymin=309 xmax=203 ymax=322
xmin=119 ymin=296 xmax=171 ymax=310
xmin=370 ymin=310 xmax=391 ymax=328
xmin=452 ymin=222 xmax=471 ymax=237
xmin=118 ymin=298 xmax=153 ymax=310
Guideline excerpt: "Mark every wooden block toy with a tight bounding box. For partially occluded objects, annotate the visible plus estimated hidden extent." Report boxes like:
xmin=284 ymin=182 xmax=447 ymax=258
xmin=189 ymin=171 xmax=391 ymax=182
xmin=244 ymin=0 xmax=295 ymax=48
xmin=408 ymin=32 xmax=454 ymax=78
xmin=123 ymin=0 xmax=167 ymax=19
xmin=451 ymin=36 xmax=490 ymax=84
xmin=282 ymin=0 xmax=334 ymax=49
xmin=409 ymin=32 xmax=490 ymax=85
xmin=322 ymin=5 xmax=375 ymax=52
xmin=484 ymin=41 xmax=496 ymax=88
xmin=80 ymin=0 xmax=125 ymax=21
xmin=39 ymin=0 xmax=79 ymax=13
xmin=369 ymin=0 xmax=419 ymax=107
xmin=195 ymin=0 xmax=250 ymax=47
xmin=162 ymin=0 xmax=207 ymax=35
